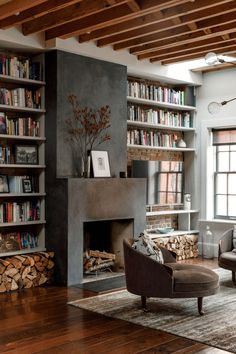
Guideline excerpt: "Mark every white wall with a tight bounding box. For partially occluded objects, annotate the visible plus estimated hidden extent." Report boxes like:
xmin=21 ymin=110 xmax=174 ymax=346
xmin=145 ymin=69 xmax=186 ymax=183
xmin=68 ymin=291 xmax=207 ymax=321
xmin=196 ymin=68 xmax=236 ymax=255
xmin=0 ymin=27 xmax=202 ymax=86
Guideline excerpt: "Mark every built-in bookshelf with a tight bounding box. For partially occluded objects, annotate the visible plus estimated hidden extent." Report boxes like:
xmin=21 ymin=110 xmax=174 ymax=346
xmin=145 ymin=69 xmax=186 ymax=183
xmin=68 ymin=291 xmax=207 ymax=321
xmin=127 ymin=76 xmax=198 ymax=238
xmin=0 ymin=52 xmax=45 ymax=256
xmin=127 ymin=77 xmax=196 ymax=151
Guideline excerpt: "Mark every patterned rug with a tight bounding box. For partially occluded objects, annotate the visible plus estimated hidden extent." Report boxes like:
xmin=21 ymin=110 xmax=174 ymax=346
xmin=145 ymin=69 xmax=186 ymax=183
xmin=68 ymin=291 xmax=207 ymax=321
xmin=69 ymin=268 xmax=236 ymax=353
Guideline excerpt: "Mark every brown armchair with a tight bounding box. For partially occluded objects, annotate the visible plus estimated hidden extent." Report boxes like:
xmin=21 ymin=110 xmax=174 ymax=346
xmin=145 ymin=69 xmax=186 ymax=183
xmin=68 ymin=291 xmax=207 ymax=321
xmin=123 ymin=238 xmax=219 ymax=315
xmin=218 ymin=228 xmax=236 ymax=284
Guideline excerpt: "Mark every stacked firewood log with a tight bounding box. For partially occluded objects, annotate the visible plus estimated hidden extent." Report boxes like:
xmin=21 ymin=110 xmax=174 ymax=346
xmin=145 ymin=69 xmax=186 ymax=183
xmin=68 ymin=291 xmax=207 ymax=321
xmin=0 ymin=251 xmax=54 ymax=292
xmin=153 ymin=234 xmax=198 ymax=260
xmin=84 ymin=249 xmax=116 ymax=273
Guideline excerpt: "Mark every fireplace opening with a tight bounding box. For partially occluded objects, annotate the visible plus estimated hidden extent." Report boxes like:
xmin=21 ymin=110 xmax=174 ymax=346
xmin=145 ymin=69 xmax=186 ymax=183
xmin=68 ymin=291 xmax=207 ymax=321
xmin=83 ymin=218 xmax=134 ymax=282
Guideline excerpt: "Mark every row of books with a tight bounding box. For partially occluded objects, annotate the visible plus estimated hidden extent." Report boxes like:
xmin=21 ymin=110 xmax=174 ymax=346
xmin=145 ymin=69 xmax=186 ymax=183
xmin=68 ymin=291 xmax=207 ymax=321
xmin=0 ymin=200 xmax=40 ymax=223
xmin=0 ymin=87 xmax=41 ymax=109
xmin=0 ymin=54 xmax=42 ymax=81
xmin=0 ymin=231 xmax=38 ymax=252
xmin=127 ymin=129 xmax=182 ymax=148
xmin=128 ymin=105 xmax=192 ymax=128
xmin=0 ymin=144 xmax=38 ymax=165
xmin=127 ymin=80 xmax=185 ymax=105
xmin=0 ymin=112 xmax=40 ymax=137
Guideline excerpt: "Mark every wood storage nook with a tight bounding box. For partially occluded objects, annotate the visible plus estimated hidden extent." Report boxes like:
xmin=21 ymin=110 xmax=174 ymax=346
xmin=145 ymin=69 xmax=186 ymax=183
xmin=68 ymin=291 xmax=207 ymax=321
xmin=154 ymin=234 xmax=198 ymax=261
xmin=0 ymin=252 xmax=54 ymax=292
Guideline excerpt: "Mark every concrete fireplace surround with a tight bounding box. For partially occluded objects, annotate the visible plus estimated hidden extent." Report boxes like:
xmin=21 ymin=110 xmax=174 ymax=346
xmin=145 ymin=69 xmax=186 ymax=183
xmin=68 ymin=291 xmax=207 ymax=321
xmin=46 ymin=177 xmax=146 ymax=286
xmin=45 ymin=50 xmax=146 ymax=286
xmin=67 ymin=178 xmax=146 ymax=286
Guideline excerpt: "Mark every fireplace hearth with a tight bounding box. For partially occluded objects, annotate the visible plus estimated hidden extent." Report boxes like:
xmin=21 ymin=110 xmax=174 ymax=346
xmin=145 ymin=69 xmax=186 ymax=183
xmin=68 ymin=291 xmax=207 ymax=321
xmin=83 ymin=218 xmax=133 ymax=282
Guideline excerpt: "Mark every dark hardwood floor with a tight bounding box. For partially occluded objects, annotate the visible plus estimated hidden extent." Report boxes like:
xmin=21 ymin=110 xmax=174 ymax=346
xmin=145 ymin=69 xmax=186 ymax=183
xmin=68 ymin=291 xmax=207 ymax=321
xmin=0 ymin=257 xmax=231 ymax=354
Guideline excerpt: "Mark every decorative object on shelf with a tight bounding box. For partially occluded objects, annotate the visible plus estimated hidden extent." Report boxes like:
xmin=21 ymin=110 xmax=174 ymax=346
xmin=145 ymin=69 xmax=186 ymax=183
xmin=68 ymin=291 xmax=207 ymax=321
xmin=184 ymin=193 xmax=191 ymax=210
xmin=202 ymin=225 xmax=214 ymax=259
xmin=0 ymin=175 xmax=9 ymax=193
xmin=91 ymin=150 xmax=111 ymax=178
xmin=177 ymin=138 xmax=186 ymax=148
xmin=65 ymin=94 xmax=111 ymax=177
xmin=22 ymin=178 xmax=32 ymax=193
xmin=156 ymin=227 xmax=174 ymax=234
xmin=15 ymin=145 xmax=38 ymax=165
xmin=0 ymin=112 xmax=6 ymax=134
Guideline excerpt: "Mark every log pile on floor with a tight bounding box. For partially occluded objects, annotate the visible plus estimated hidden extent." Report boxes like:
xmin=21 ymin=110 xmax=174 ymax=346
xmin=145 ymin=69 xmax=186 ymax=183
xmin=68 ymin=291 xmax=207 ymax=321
xmin=84 ymin=249 xmax=116 ymax=273
xmin=153 ymin=234 xmax=198 ymax=260
xmin=0 ymin=252 xmax=54 ymax=292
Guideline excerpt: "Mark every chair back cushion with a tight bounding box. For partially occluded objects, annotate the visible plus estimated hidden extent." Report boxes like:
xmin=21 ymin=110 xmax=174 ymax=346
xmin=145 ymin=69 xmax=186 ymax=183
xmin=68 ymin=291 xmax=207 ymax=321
xmin=132 ymin=231 xmax=164 ymax=263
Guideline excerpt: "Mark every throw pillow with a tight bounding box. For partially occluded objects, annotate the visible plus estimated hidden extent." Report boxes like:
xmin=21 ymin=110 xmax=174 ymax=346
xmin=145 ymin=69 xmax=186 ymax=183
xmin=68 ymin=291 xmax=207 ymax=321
xmin=132 ymin=231 xmax=164 ymax=263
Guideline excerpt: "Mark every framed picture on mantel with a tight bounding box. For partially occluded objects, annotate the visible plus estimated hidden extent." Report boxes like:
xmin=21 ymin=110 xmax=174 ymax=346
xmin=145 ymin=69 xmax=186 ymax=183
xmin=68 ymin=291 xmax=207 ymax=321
xmin=91 ymin=150 xmax=111 ymax=177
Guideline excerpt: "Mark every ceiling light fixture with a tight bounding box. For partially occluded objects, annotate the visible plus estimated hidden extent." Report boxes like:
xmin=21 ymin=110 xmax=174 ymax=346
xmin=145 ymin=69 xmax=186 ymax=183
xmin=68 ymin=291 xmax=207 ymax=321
xmin=208 ymin=97 xmax=236 ymax=114
xmin=205 ymin=52 xmax=236 ymax=66
xmin=205 ymin=52 xmax=236 ymax=113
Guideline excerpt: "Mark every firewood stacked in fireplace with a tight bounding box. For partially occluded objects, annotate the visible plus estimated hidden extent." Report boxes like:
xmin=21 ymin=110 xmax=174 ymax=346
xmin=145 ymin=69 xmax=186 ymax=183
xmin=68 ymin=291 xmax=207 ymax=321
xmin=0 ymin=251 xmax=54 ymax=292
xmin=84 ymin=249 xmax=116 ymax=273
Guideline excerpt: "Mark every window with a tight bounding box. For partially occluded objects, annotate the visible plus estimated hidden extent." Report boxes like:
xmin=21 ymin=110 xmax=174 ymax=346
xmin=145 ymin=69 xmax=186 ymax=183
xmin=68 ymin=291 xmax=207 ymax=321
xmin=213 ymin=129 xmax=236 ymax=219
xmin=131 ymin=160 xmax=183 ymax=205
xmin=158 ymin=161 xmax=183 ymax=204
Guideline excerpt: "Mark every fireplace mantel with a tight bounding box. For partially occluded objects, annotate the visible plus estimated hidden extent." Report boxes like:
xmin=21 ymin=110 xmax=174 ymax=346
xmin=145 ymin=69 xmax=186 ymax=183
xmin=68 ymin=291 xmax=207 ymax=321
xmin=67 ymin=178 xmax=146 ymax=285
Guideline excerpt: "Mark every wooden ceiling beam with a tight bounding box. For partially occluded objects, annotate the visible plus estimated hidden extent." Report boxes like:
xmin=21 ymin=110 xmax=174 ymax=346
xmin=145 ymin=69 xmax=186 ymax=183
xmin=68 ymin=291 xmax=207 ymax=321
xmin=113 ymin=4 xmax=236 ymax=50
xmin=0 ymin=0 xmax=48 ymax=20
xmin=96 ymin=0 xmax=235 ymax=47
xmin=126 ymin=0 xmax=140 ymax=12
xmin=138 ymin=34 xmax=236 ymax=60
xmin=152 ymin=43 xmax=236 ymax=64
xmin=45 ymin=0 xmax=190 ymax=40
xmin=0 ymin=0 xmax=81 ymax=29
xmin=22 ymin=0 xmax=127 ymax=36
xmin=130 ymin=21 xmax=236 ymax=55
xmin=79 ymin=0 xmax=232 ymax=44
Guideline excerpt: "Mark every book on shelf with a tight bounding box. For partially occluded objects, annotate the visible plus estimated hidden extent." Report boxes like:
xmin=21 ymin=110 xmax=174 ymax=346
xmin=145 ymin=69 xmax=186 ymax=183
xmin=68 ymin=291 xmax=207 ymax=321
xmin=0 ymin=87 xmax=41 ymax=109
xmin=128 ymin=104 xmax=192 ymax=128
xmin=0 ymin=231 xmax=38 ymax=252
xmin=127 ymin=79 xmax=185 ymax=105
xmin=0 ymin=53 xmax=42 ymax=81
xmin=127 ymin=128 xmax=181 ymax=148
xmin=0 ymin=200 xmax=40 ymax=223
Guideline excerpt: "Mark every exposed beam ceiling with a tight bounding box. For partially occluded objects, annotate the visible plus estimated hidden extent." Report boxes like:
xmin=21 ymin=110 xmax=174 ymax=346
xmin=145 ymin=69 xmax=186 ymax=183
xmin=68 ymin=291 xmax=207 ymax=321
xmin=0 ymin=0 xmax=236 ymax=71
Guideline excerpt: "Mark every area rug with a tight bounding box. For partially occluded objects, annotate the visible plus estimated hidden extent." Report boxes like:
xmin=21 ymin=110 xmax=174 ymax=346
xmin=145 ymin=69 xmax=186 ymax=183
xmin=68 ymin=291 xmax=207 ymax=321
xmin=69 ymin=268 xmax=236 ymax=353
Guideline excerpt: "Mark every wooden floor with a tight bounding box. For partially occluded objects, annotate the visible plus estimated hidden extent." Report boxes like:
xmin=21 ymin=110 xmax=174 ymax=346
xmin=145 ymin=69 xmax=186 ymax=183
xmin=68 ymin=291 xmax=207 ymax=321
xmin=0 ymin=257 xmax=231 ymax=354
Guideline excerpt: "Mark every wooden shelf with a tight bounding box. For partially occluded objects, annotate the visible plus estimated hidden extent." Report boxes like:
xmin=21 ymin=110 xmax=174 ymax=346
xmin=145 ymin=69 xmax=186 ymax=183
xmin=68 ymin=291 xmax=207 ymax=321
xmin=0 ymin=134 xmax=46 ymax=142
xmin=0 ymin=74 xmax=45 ymax=86
xmin=147 ymin=229 xmax=199 ymax=239
xmin=0 ymin=247 xmax=46 ymax=258
xmin=127 ymin=96 xmax=196 ymax=111
xmin=146 ymin=209 xmax=199 ymax=217
xmin=0 ymin=193 xmax=46 ymax=197
xmin=0 ymin=104 xmax=45 ymax=113
xmin=127 ymin=144 xmax=195 ymax=152
xmin=0 ymin=220 xmax=46 ymax=227
xmin=0 ymin=164 xmax=46 ymax=169
xmin=127 ymin=120 xmax=195 ymax=132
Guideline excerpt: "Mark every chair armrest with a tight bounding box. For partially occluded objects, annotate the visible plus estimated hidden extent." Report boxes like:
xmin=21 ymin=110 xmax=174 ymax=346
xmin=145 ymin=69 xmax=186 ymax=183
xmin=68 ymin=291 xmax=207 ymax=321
xmin=123 ymin=239 xmax=173 ymax=297
xmin=159 ymin=246 xmax=177 ymax=263
xmin=219 ymin=229 xmax=233 ymax=255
